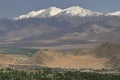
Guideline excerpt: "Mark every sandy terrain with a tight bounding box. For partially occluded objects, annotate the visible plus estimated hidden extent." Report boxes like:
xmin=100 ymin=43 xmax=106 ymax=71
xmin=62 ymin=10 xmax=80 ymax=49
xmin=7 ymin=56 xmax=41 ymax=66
xmin=0 ymin=49 xmax=109 ymax=69
xmin=42 ymin=55 xmax=108 ymax=69
xmin=0 ymin=54 xmax=28 ymax=65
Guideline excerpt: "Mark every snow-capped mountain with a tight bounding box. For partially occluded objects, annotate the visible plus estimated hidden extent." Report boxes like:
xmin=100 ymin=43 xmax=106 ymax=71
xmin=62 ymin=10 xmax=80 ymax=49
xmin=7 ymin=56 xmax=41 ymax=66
xmin=1 ymin=6 xmax=120 ymax=47
xmin=106 ymin=11 xmax=120 ymax=17
xmin=14 ymin=7 xmax=62 ymax=20
xmin=57 ymin=6 xmax=103 ymax=17
xmin=14 ymin=6 xmax=103 ymax=20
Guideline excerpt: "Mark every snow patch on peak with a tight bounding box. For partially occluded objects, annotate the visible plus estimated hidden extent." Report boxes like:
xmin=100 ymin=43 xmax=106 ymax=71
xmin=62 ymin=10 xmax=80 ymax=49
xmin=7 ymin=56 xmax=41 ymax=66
xmin=64 ymin=6 xmax=85 ymax=11
xmin=14 ymin=6 xmax=103 ymax=20
xmin=106 ymin=11 xmax=120 ymax=17
xmin=42 ymin=7 xmax=62 ymax=17
xmin=57 ymin=6 xmax=103 ymax=17
xmin=14 ymin=7 xmax=62 ymax=20
xmin=47 ymin=6 xmax=62 ymax=11
xmin=14 ymin=10 xmax=45 ymax=20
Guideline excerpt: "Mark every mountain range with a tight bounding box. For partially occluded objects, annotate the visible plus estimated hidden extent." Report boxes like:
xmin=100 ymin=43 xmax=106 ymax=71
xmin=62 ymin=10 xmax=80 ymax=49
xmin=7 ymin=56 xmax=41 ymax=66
xmin=14 ymin=6 xmax=103 ymax=20
xmin=14 ymin=6 xmax=120 ymax=19
xmin=0 ymin=6 xmax=120 ymax=48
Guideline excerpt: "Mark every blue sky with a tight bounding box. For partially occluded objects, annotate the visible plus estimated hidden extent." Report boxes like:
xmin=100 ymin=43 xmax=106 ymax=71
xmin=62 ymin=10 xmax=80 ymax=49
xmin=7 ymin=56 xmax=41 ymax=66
xmin=0 ymin=0 xmax=120 ymax=18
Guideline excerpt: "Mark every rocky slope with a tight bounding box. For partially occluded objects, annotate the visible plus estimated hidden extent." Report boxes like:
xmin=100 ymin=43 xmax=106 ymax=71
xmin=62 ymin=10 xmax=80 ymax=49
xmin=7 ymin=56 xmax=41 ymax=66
xmin=27 ymin=42 xmax=120 ymax=69
xmin=0 ymin=42 xmax=119 ymax=69
xmin=28 ymin=49 xmax=107 ymax=69
xmin=0 ymin=6 xmax=120 ymax=48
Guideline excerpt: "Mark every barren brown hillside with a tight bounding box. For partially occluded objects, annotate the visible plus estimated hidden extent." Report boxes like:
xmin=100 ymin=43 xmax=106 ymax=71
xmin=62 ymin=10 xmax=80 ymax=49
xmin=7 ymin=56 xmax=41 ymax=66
xmin=29 ymin=49 xmax=108 ymax=69
xmin=0 ymin=54 xmax=28 ymax=68
xmin=0 ymin=42 xmax=119 ymax=69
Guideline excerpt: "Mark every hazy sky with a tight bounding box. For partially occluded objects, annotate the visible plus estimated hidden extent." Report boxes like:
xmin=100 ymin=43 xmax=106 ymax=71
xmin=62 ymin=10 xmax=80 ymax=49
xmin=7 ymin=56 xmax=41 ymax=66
xmin=0 ymin=0 xmax=120 ymax=18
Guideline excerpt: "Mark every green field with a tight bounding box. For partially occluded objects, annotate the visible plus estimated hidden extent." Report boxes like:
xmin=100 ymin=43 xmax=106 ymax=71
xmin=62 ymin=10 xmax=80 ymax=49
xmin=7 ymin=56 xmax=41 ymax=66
xmin=0 ymin=47 xmax=38 ymax=55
